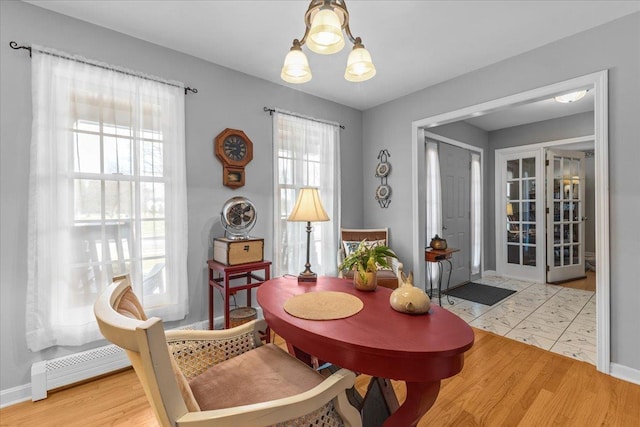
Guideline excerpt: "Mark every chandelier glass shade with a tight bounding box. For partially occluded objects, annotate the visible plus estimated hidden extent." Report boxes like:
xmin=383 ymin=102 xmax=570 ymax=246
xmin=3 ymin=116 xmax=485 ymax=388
xmin=281 ymin=0 xmax=376 ymax=84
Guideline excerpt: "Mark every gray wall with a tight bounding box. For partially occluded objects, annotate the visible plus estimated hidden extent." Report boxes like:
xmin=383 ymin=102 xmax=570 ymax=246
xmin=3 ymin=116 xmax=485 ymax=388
xmin=363 ymin=13 xmax=640 ymax=370
xmin=0 ymin=1 xmax=363 ymax=391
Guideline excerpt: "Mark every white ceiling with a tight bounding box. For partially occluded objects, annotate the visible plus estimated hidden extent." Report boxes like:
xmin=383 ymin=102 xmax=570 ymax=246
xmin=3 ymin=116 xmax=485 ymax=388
xmin=25 ymin=0 xmax=639 ymax=120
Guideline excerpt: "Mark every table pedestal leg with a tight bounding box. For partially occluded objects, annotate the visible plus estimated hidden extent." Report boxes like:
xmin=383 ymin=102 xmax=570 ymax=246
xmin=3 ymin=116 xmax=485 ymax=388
xmin=382 ymin=381 xmax=441 ymax=427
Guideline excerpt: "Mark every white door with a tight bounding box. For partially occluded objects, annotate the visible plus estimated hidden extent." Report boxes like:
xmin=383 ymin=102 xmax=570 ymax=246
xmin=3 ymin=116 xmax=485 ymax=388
xmin=440 ymin=143 xmax=470 ymax=287
xmin=497 ymin=150 xmax=545 ymax=282
xmin=546 ymin=149 xmax=586 ymax=283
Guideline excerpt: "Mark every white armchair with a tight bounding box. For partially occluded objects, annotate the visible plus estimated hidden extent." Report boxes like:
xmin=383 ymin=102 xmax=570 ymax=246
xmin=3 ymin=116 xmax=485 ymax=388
xmin=94 ymin=275 xmax=362 ymax=427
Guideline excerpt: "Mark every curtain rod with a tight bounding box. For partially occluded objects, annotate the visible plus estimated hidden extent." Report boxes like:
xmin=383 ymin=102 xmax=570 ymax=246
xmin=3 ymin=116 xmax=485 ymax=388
xmin=263 ymin=107 xmax=345 ymax=130
xmin=9 ymin=41 xmax=198 ymax=95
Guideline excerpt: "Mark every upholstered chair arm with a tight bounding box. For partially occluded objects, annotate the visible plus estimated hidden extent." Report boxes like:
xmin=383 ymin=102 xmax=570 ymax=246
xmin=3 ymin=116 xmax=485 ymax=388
xmin=165 ymin=319 xmax=267 ymax=379
xmin=337 ymin=247 xmax=346 ymax=278
xmin=387 ymin=251 xmax=404 ymax=278
xmin=175 ymin=368 xmax=361 ymax=427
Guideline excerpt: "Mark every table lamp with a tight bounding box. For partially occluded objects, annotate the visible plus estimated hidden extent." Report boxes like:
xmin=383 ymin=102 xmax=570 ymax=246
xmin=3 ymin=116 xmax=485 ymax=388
xmin=287 ymin=187 xmax=329 ymax=282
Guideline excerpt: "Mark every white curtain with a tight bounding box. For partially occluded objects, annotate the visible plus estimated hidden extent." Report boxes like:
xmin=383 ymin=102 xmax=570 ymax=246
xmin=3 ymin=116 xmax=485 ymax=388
xmin=471 ymin=153 xmax=482 ymax=275
xmin=272 ymin=111 xmax=341 ymax=278
xmin=425 ymin=140 xmax=442 ymax=281
xmin=26 ymin=45 xmax=188 ymax=351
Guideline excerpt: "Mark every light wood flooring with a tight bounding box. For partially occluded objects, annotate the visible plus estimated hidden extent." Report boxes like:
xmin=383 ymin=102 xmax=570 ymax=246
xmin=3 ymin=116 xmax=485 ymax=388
xmin=2 ymin=328 xmax=638 ymax=426
xmin=554 ymin=270 xmax=596 ymax=292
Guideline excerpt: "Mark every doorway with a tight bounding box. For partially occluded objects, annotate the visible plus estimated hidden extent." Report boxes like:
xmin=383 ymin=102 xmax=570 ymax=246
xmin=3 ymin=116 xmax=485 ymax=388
xmin=411 ymin=71 xmax=610 ymax=373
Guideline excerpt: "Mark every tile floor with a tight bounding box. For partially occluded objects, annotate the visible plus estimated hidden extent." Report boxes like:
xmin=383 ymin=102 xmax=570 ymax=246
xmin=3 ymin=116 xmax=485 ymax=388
xmin=439 ymin=275 xmax=596 ymax=364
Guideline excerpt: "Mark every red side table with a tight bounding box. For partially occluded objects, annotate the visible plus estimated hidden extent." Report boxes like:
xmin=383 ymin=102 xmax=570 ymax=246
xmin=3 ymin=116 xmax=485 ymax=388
xmin=207 ymin=259 xmax=271 ymax=330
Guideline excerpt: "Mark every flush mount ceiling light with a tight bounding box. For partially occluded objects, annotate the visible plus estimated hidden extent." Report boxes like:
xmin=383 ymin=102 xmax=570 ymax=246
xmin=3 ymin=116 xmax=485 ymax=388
xmin=554 ymin=90 xmax=588 ymax=103
xmin=281 ymin=0 xmax=376 ymax=84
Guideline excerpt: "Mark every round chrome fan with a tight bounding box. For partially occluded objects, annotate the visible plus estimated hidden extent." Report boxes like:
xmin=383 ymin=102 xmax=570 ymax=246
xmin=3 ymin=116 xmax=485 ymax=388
xmin=220 ymin=196 xmax=256 ymax=240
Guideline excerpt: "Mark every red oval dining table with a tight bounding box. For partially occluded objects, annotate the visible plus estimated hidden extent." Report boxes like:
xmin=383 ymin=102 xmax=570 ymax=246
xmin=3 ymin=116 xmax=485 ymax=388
xmin=257 ymin=276 xmax=474 ymax=427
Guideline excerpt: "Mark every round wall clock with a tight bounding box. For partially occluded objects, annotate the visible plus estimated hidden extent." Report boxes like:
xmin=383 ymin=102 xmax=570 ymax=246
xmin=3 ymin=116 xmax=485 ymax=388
xmin=220 ymin=196 xmax=257 ymax=240
xmin=214 ymin=128 xmax=254 ymax=188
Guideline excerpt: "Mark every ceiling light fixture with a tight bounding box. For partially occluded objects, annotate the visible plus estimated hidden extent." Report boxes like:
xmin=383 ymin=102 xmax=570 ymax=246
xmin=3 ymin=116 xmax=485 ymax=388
xmin=554 ymin=90 xmax=588 ymax=103
xmin=281 ymin=0 xmax=376 ymax=84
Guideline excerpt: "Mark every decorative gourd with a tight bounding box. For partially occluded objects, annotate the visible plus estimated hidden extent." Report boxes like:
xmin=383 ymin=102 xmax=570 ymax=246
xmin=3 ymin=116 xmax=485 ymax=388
xmin=389 ymin=272 xmax=431 ymax=314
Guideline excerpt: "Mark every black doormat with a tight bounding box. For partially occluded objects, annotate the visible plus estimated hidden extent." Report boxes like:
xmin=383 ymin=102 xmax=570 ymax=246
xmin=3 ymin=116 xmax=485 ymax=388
xmin=444 ymin=282 xmax=516 ymax=306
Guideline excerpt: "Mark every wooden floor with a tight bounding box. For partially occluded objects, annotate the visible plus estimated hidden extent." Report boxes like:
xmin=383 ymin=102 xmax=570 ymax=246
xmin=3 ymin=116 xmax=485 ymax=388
xmin=3 ymin=328 xmax=638 ymax=426
xmin=554 ymin=270 xmax=596 ymax=292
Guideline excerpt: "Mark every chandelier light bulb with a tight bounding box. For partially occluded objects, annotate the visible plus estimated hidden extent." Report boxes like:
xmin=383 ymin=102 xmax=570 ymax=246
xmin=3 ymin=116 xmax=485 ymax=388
xmin=281 ymin=45 xmax=312 ymax=84
xmin=344 ymin=43 xmax=376 ymax=82
xmin=307 ymin=7 xmax=345 ymax=54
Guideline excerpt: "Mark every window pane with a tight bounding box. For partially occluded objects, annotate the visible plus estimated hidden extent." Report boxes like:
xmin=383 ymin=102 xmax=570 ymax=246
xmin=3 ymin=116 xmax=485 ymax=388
xmin=523 ymin=224 xmax=536 ymax=245
xmin=74 ymin=133 xmax=101 ymax=173
xmin=522 ymin=179 xmax=535 ymax=200
xmin=523 ymin=246 xmax=536 ymax=266
xmin=75 ymin=179 xmax=102 ymax=220
xmin=141 ymin=220 xmax=165 ymax=258
xmin=141 ymin=141 xmax=164 ymax=177
xmin=507 ymin=181 xmax=519 ymax=200
xmin=141 ymin=182 xmax=165 ymax=219
xmin=507 ymin=160 xmax=519 ymax=179
xmin=507 ymin=245 xmax=520 ymax=264
xmin=105 ymin=180 xmax=133 ymax=219
xmin=104 ymin=136 xmax=133 ymax=175
xmin=522 ymin=202 xmax=535 ymax=221
xmin=522 ymin=157 xmax=535 ymax=178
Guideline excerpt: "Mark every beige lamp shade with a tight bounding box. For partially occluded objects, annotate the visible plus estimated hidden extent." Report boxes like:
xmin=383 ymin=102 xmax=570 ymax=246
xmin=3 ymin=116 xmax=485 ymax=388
xmin=506 ymin=203 xmax=514 ymax=216
xmin=344 ymin=44 xmax=376 ymax=82
xmin=307 ymin=8 xmax=345 ymax=54
xmin=288 ymin=187 xmax=330 ymax=222
xmin=281 ymin=46 xmax=312 ymax=84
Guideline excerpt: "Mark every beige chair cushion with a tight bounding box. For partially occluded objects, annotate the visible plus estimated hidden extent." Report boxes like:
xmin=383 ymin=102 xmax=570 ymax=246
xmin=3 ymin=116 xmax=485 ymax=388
xmin=189 ymin=343 xmax=324 ymax=411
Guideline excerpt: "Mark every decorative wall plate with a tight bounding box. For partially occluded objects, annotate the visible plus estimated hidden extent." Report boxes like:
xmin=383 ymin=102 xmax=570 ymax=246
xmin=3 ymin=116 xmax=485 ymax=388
xmin=375 ymin=184 xmax=391 ymax=200
xmin=375 ymin=162 xmax=391 ymax=177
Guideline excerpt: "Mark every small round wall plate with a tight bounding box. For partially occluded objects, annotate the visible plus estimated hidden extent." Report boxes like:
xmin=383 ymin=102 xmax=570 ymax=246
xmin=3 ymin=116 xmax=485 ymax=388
xmin=375 ymin=184 xmax=391 ymax=200
xmin=375 ymin=162 xmax=391 ymax=177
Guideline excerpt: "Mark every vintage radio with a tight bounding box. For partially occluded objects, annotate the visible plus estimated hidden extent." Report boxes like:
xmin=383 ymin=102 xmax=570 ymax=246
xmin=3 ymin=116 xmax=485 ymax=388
xmin=213 ymin=237 xmax=264 ymax=266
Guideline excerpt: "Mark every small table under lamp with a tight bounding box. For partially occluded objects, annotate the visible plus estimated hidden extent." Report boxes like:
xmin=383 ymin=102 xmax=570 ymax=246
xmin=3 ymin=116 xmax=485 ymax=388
xmin=287 ymin=187 xmax=329 ymax=282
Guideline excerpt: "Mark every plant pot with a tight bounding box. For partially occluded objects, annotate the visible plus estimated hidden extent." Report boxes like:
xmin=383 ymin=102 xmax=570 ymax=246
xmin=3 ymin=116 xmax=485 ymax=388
xmin=354 ymin=271 xmax=377 ymax=291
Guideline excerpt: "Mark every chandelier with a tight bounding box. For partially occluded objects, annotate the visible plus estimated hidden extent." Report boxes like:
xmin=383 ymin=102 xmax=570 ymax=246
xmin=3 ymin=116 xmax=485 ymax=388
xmin=281 ymin=0 xmax=376 ymax=84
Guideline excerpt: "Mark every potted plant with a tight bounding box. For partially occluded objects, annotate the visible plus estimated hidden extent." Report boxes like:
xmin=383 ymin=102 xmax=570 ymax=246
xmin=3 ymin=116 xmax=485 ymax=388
xmin=339 ymin=239 xmax=397 ymax=291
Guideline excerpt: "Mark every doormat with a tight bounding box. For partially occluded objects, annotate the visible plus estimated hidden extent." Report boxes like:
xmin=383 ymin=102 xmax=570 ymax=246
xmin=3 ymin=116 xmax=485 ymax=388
xmin=444 ymin=282 xmax=516 ymax=306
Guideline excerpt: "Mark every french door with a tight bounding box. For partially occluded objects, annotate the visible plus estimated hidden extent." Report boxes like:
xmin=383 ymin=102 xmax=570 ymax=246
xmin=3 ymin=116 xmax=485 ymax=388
xmin=497 ymin=150 xmax=544 ymax=282
xmin=546 ymin=149 xmax=586 ymax=283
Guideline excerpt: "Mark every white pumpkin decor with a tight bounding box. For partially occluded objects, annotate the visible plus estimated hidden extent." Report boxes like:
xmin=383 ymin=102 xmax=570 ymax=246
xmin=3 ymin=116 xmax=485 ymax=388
xmin=389 ymin=272 xmax=431 ymax=314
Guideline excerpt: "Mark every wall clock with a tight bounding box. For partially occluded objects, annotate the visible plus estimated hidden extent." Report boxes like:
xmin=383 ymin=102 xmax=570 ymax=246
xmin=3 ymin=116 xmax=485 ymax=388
xmin=214 ymin=128 xmax=253 ymax=188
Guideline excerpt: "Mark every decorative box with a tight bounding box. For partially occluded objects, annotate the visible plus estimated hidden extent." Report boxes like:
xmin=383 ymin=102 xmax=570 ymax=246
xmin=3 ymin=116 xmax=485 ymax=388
xmin=213 ymin=237 xmax=264 ymax=266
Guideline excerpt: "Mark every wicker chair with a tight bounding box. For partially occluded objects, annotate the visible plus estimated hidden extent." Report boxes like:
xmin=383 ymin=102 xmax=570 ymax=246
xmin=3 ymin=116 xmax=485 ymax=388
xmin=94 ymin=275 xmax=362 ymax=427
xmin=337 ymin=228 xmax=404 ymax=289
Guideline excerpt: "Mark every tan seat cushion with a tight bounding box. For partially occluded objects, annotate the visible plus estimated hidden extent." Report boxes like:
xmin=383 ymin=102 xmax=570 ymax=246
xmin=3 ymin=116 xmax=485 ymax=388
xmin=343 ymin=269 xmax=398 ymax=289
xmin=189 ymin=343 xmax=324 ymax=411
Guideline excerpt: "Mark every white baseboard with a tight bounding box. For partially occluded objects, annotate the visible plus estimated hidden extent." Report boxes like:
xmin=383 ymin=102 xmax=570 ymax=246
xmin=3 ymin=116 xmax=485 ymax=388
xmin=482 ymin=270 xmax=498 ymax=277
xmin=0 ymin=383 xmax=31 ymax=409
xmin=610 ymin=363 xmax=640 ymax=385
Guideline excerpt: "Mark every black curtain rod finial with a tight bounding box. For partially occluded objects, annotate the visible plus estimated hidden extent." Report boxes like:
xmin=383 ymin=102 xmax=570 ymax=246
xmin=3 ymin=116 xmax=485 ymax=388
xmin=9 ymin=41 xmax=32 ymax=57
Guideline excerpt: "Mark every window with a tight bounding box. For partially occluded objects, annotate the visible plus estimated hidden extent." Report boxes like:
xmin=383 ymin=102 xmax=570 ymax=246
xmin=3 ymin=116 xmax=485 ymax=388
xmin=272 ymin=111 xmax=340 ymax=277
xmin=26 ymin=46 xmax=188 ymax=351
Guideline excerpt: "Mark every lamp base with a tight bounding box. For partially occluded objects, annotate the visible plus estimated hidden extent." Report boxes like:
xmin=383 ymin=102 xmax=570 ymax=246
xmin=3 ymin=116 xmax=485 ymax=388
xmin=298 ymin=271 xmax=317 ymax=283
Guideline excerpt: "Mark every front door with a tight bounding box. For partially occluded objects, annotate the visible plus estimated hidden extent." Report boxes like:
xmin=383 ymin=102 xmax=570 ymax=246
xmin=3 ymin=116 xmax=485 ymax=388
xmin=546 ymin=149 xmax=586 ymax=283
xmin=439 ymin=143 xmax=470 ymax=287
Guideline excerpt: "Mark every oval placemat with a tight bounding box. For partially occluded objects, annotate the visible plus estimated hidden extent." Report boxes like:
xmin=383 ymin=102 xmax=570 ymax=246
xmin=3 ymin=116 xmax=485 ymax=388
xmin=283 ymin=291 xmax=364 ymax=320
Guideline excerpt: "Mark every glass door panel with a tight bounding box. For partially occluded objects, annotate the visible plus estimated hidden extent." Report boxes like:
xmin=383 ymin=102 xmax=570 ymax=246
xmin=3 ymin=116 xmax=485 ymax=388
xmin=546 ymin=149 xmax=586 ymax=283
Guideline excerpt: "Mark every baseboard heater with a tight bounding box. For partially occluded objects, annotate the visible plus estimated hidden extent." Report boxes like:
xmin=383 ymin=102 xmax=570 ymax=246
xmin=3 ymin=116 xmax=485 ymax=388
xmin=30 ymin=320 xmax=208 ymax=401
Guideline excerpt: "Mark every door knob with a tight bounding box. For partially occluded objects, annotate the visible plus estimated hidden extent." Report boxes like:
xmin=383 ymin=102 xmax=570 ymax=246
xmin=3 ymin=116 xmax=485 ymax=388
xmin=581 ymin=216 xmax=588 ymax=221
xmin=442 ymin=225 xmax=448 ymax=230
